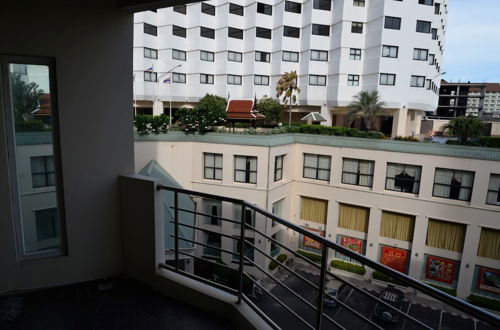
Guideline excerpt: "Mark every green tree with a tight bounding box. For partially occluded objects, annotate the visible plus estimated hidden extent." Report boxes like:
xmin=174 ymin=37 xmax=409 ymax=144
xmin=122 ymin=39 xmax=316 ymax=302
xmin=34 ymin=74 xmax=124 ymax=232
xmin=444 ymin=117 xmax=484 ymax=142
xmin=276 ymin=71 xmax=300 ymax=126
xmin=257 ymin=96 xmax=282 ymax=124
xmin=10 ymin=72 xmax=44 ymax=121
xmin=177 ymin=94 xmax=227 ymax=133
xmin=346 ymin=90 xmax=385 ymax=131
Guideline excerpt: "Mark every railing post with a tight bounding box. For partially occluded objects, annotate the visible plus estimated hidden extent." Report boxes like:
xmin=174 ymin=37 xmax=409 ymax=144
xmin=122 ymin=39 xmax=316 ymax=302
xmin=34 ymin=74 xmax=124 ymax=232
xmin=315 ymin=244 xmax=328 ymax=329
xmin=174 ymin=191 xmax=179 ymax=271
xmin=237 ymin=204 xmax=246 ymax=304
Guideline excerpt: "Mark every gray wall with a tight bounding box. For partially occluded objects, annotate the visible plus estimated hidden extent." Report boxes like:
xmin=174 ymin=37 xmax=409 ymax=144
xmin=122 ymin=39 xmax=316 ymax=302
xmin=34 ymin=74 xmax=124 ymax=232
xmin=0 ymin=2 xmax=134 ymax=292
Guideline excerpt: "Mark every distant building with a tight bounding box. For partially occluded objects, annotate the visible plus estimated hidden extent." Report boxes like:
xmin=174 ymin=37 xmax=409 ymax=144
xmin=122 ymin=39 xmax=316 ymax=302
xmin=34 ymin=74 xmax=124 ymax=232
xmin=468 ymin=83 xmax=500 ymax=118
xmin=435 ymin=80 xmax=486 ymax=118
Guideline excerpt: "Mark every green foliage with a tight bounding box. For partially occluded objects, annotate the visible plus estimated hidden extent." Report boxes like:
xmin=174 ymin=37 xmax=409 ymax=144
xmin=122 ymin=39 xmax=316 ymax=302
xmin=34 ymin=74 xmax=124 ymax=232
xmin=372 ymin=271 xmax=407 ymax=287
xmin=177 ymin=94 xmax=227 ymax=133
xmin=296 ymin=250 xmax=323 ymax=264
xmin=276 ymin=71 xmax=300 ymax=126
xmin=444 ymin=117 xmax=484 ymax=142
xmin=330 ymin=260 xmax=366 ymax=275
xmin=134 ymin=114 xmax=170 ymax=134
xmin=257 ymin=96 xmax=282 ymax=124
xmin=268 ymin=253 xmax=288 ymax=271
xmin=347 ymin=90 xmax=385 ymax=131
xmin=270 ymin=124 xmax=385 ymax=139
xmin=394 ymin=136 xmax=419 ymax=142
xmin=15 ymin=120 xmax=47 ymax=132
xmin=10 ymin=72 xmax=45 ymax=122
xmin=427 ymin=283 xmax=457 ymax=296
xmin=480 ymin=136 xmax=500 ymax=148
xmin=468 ymin=294 xmax=500 ymax=311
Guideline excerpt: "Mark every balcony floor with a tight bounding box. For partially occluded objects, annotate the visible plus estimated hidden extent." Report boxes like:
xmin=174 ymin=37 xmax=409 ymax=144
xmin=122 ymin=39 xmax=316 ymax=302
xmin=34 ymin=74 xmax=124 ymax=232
xmin=1 ymin=278 xmax=232 ymax=330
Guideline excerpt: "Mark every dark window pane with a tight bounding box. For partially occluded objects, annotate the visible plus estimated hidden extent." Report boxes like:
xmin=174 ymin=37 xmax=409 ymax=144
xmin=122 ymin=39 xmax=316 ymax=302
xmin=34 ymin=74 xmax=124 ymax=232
xmin=172 ymin=25 xmax=186 ymax=38
xmin=201 ymin=27 xmax=215 ymax=39
xmin=173 ymin=4 xmax=186 ymax=14
xmin=314 ymin=0 xmax=331 ymax=11
xmin=144 ymin=23 xmax=157 ymax=36
xmin=312 ymin=24 xmax=330 ymax=36
xmin=256 ymin=27 xmax=272 ymax=39
xmin=285 ymin=1 xmax=302 ymax=13
xmin=257 ymin=2 xmax=272 ymax=15
xmin=202 ymin=3 xmax=216 ymax=15
xmin=228 ymin=27 xmax=243 ymax=39
xmin=283 ymin=26 xmax=300 ymax=38
xmin=385 ymin=16 xmax=401 ymax=30
xmin=229 ymin=3 xmax=244 ymax=16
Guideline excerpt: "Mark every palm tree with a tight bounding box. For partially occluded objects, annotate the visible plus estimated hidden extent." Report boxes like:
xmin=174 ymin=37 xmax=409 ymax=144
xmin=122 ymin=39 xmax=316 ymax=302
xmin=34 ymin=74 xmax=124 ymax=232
xmin=346 ymin=90 xmax=385 ymax=131
xmin=444 ymin=117 xmax=484 ymax=142
xmin=276 ymin=71 xmax=300 ymax=126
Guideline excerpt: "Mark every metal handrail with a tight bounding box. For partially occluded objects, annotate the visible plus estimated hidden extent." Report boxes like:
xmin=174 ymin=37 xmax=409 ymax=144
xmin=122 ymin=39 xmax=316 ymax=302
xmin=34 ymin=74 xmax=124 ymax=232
xmin=157 ymin=184 xmax=500 ymax=328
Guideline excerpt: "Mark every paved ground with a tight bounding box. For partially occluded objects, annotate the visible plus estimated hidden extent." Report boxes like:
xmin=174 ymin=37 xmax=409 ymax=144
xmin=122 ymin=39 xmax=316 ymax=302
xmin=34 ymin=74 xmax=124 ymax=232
xmin=251 ymin=263 xmax=497 ymax=330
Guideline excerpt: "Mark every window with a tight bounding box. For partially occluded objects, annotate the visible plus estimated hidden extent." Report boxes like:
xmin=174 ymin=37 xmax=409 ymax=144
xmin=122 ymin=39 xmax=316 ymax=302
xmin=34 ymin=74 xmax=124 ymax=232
xmin=410 ymin=75 xmax=425 ymax=87
xmin=274 ymin=155 xmax=284 ymax=181
xmin=173 ymin=4 xmax=186 ymax=14
xmin=384 ymin=16 xmax=401 ymax=30
xmin=283 ymin=26 xmax=300 ymax=38
xmin=313 ymin=0 xmax=332 ymax=11
xmin=353 ymin=0 xmax=365 ymax=7
xmin=350 ymin=48 xmax=361 ymax=60
xmin=201 ymin=50 xmax=215 ymax=62
xmin=477 ymin=228 xmax=500 ymax=260
xmin=144 ymin=71 xmax=157 ymax=82
xmin=204 ymin=153 xmax=222 ymax=179
xmin=380 ymin=73 xmax=396 ymax=86
xmin=144 ymin=47 xmax=157 ymax=59
xmin=338 ymin=204 xmax=369 ymax=233
xmin=310 ymin=50 xmax=328 ymax=61
xmin=172 ymin=49 xmax=186 ymax=61
xmin=234 ymin=206 xmax=256 ymax=227
xmin=486 ymin=174 xmax=500 ymax=205
xmin=416 ymin=20 xmax=432 ymax=33
xmin=303 ymin=154 xmax=331 ymax=181
xmin=342 ymin=158 xmax=375 ymax=187
xmin=429 ymin=53 xmax=435 ymax=65
xmin=201 ymin=27 xmax=215 ymax=39
xmin=431 ymin=28 xmax=438 ymax=40
xmin=228 ymin=51 xmax=242 ymax=62
xmin=426 ymin=219 xmax=466 ymax=252
xmin=229 ymin=3 xmax=244 ymax=16
xmin=172 ymin=73 xmax=186 ymax=83
xmin=257 ymin=2 xmax=272 ymax=15
xmin=348 ymin=74 xmax=359 ymax=86
xmin=380 ymin=211 xmax=415 ymax=242
xmin=204 ymin=232 xmax=221 ymax=257
xmin=228 ymin=27 xmax=243 ymax=39
xmin=233 ymin=238 xmax=255 ymax=262
xmin=172 ymin=25 xmax=186 ymax=38
xmin=418 ymin=0 xmax=434 ymax=5
xmin=285 ymin=1 xmax=301 ymax=13
xmin=434 ymin=3 xmax=440 ymax=14
xmin=204 ymin=200 xmax=222 ymax=225
xmin=227 ymin=74 xmax=242 ymax=85
xmin=200 ymin=74 xmax=214 ymax=85
xmin=144 ymin=23 xmax=157 ymax=36
xmin=272 ymin=199 xmax=284 ymax=227
xmin=234 ymin=156 xmax=257 ymax=183
xmin=382 ymin=45 xmax=398 ymax=58
xmin=309 ymin=75 xmax=327 ymax=86
xmin=201 ymin=3 xmax=215 ymax=15
xmin=312 ymin=24 xmax=330 ymax=36
xmin=31 ymin=156 xmax=55 ymax=188
xmin=35 ymin=208 xmax=59 ymax=242
xmin=426 ymin=79 xmax=431 ymax=90
xmin=413 ymin=48 xmax=429 ymax=61
xmin=300 ymin=197 xmax=328 ymax=224
xmin=271 ymin=231 xmax=282 ymax=257
xmin=254 ymin=75 xmax=269 ymax=86
xmin=385 ymin=163 xmax=422 ymax=194
xmin=256 ymin=27 xmax=272 ymax=39
xmin=433 ymin=168 xmax=474 ymax=201
xmin=351 ymin=22 xmax=363 ymax=33
xmin=255 ymin=51 xmax=270 ymax=62
xmin=282 ymin=51 xmax=299 ymax=62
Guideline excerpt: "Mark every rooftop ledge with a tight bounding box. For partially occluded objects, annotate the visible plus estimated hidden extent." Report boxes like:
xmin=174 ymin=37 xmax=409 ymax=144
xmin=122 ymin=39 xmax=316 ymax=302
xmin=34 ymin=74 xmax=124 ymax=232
xmin=135 ymin=131 xmax=500 ymax=162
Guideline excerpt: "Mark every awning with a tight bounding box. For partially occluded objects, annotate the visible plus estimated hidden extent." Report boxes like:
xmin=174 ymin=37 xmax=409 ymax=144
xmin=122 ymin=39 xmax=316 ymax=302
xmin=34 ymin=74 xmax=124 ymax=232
xmin=301 ymin=112 xmax=327 ymax=122
xmin=226 ymin=99 xmax=265 ymax=120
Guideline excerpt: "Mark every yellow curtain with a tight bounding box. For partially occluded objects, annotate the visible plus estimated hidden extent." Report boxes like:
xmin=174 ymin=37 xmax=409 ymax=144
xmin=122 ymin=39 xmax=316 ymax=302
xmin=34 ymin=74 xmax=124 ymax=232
xmin=380 ymin=211 xmax=415 ymax=242
xmin=338 ymin=204 xmax=369 ymax=233
xmin=426 ymin=219 xmax=466 ymax=252
xmin=477 ymin=228 xmax=500 ymax=260
xmin=300 ymin=197 xmax=328 ymax=224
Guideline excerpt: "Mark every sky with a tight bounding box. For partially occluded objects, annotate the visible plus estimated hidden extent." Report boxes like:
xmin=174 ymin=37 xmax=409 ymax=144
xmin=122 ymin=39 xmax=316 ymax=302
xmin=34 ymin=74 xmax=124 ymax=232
xmin=443 ymin=0 xmax=500 ymax=83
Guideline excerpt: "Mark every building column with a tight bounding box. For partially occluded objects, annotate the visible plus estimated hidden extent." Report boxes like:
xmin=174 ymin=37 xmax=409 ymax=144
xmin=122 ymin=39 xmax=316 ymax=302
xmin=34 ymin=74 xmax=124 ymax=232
xmin=153 ymin=100 xmax=164 ymax=116
xmin=391 ymin=107 xmax=408 ymax=138
xmin=408 ymin=215 xmax=428 ymax=279
xmin=365 ymin=208 xmax=382 ymax=279
xmin=414 ymin=111 xmax=423 ymax=136
xmin=320 ymin=105 xmax=332 ymax=126
xmin=456 ymin=224 xmax=481 ymax=299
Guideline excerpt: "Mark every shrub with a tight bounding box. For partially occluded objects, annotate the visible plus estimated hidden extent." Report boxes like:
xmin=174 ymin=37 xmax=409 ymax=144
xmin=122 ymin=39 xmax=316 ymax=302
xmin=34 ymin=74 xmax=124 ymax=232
xmin=394 ymin=136 xmax=419 ymax=142
xmin=177 ymin=94 xmax=227 ymax=133
xmin=257 ymin=96 xmax=282 ymax=124
xmin=372 ymin=271 xmax=407 ymax=287
xmin=481 ymin=136 xmax=500 ymax=148
xmin=330 ymin=259 xmax=366 ymax=275
xmin=134 ymin=115 xmax=170 ymax=134
xmin=15 ymin=120 xmax=46 ymax=132
xmin=468 ymin=294 xmax=500 ymax=312
xmin=274 ymin=124 xmax=384 ymax=139
xmin=426 ymin=283 xmax=457 ymax=296
xmin=268 ymin=253 xmax=288 ymax=270
xmin=296 ymin=250 xmax=323 ymax=264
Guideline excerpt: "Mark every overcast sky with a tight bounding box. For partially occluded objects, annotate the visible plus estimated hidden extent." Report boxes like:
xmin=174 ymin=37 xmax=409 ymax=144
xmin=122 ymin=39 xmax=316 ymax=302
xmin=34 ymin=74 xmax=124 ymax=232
xmin=442 ymin=0 xmax=500 ymax=83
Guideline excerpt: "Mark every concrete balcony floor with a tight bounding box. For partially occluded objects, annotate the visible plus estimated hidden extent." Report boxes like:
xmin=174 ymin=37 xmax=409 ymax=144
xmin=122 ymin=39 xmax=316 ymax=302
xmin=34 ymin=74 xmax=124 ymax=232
xmin=1 ymin=279 xmax=232 ymax=330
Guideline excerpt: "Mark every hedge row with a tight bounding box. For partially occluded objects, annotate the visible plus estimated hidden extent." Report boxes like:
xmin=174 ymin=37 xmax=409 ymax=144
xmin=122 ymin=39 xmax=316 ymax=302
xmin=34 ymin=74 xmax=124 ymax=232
xmin=446 ymin=136 xmax=500 ymax=148
xmin=271 ymin=125 xmax=385 ymax=139
xmin=426 ymin=283 xmax=457 ymax=296
xmin=15 ymin=120 xmax=49 ymax=132
xmin=295 ymin=250 xmax=323 ymax=264
xmin=268 ymin=253 xmax=288 ymax=271
xmin=330 ymin=259 xmax=366 ymax=275
xmin=134 ymin=114 xmax=170 ymax=134
xmin=468 ymin=294 xmax=500 ymax=312
xmin=372 ymin=271 xmax=407 ymax=287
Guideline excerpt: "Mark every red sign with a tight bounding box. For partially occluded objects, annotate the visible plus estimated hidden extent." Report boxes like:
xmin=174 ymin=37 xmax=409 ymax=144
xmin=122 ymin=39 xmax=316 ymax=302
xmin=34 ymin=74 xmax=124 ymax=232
xmin=340 ymin=236 xmax=363 ymax=254
xmin=425 ymin=255 xmax=458 ymax=284
xmin=303 ymin=228 xmax=324 ymax=249
xmin=380 ymin=246 xmax=408 ymax=273
xmin=477 ymin=267 xmax=500 ymax=294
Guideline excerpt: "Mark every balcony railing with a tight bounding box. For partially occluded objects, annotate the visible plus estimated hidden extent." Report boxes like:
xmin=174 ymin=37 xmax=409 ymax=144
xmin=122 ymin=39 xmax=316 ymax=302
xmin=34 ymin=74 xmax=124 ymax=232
xmin=157 ymin=184 xmax=500 ymax=330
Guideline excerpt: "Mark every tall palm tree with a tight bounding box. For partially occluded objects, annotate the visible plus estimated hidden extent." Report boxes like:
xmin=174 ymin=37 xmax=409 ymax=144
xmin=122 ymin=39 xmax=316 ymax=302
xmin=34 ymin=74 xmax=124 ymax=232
xmin=346 ymin=90 xmax=385 ymax=131
xmin=444 ymin=117 xmax=484 ymax=142
xmin=276 ymin=71 xmax=300 ymax=126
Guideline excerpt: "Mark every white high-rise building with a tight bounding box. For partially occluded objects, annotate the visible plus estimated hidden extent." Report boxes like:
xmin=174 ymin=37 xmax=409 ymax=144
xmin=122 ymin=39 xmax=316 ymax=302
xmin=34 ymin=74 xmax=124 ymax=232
xmin=133 ymin=0 xmax=448 ymax=136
